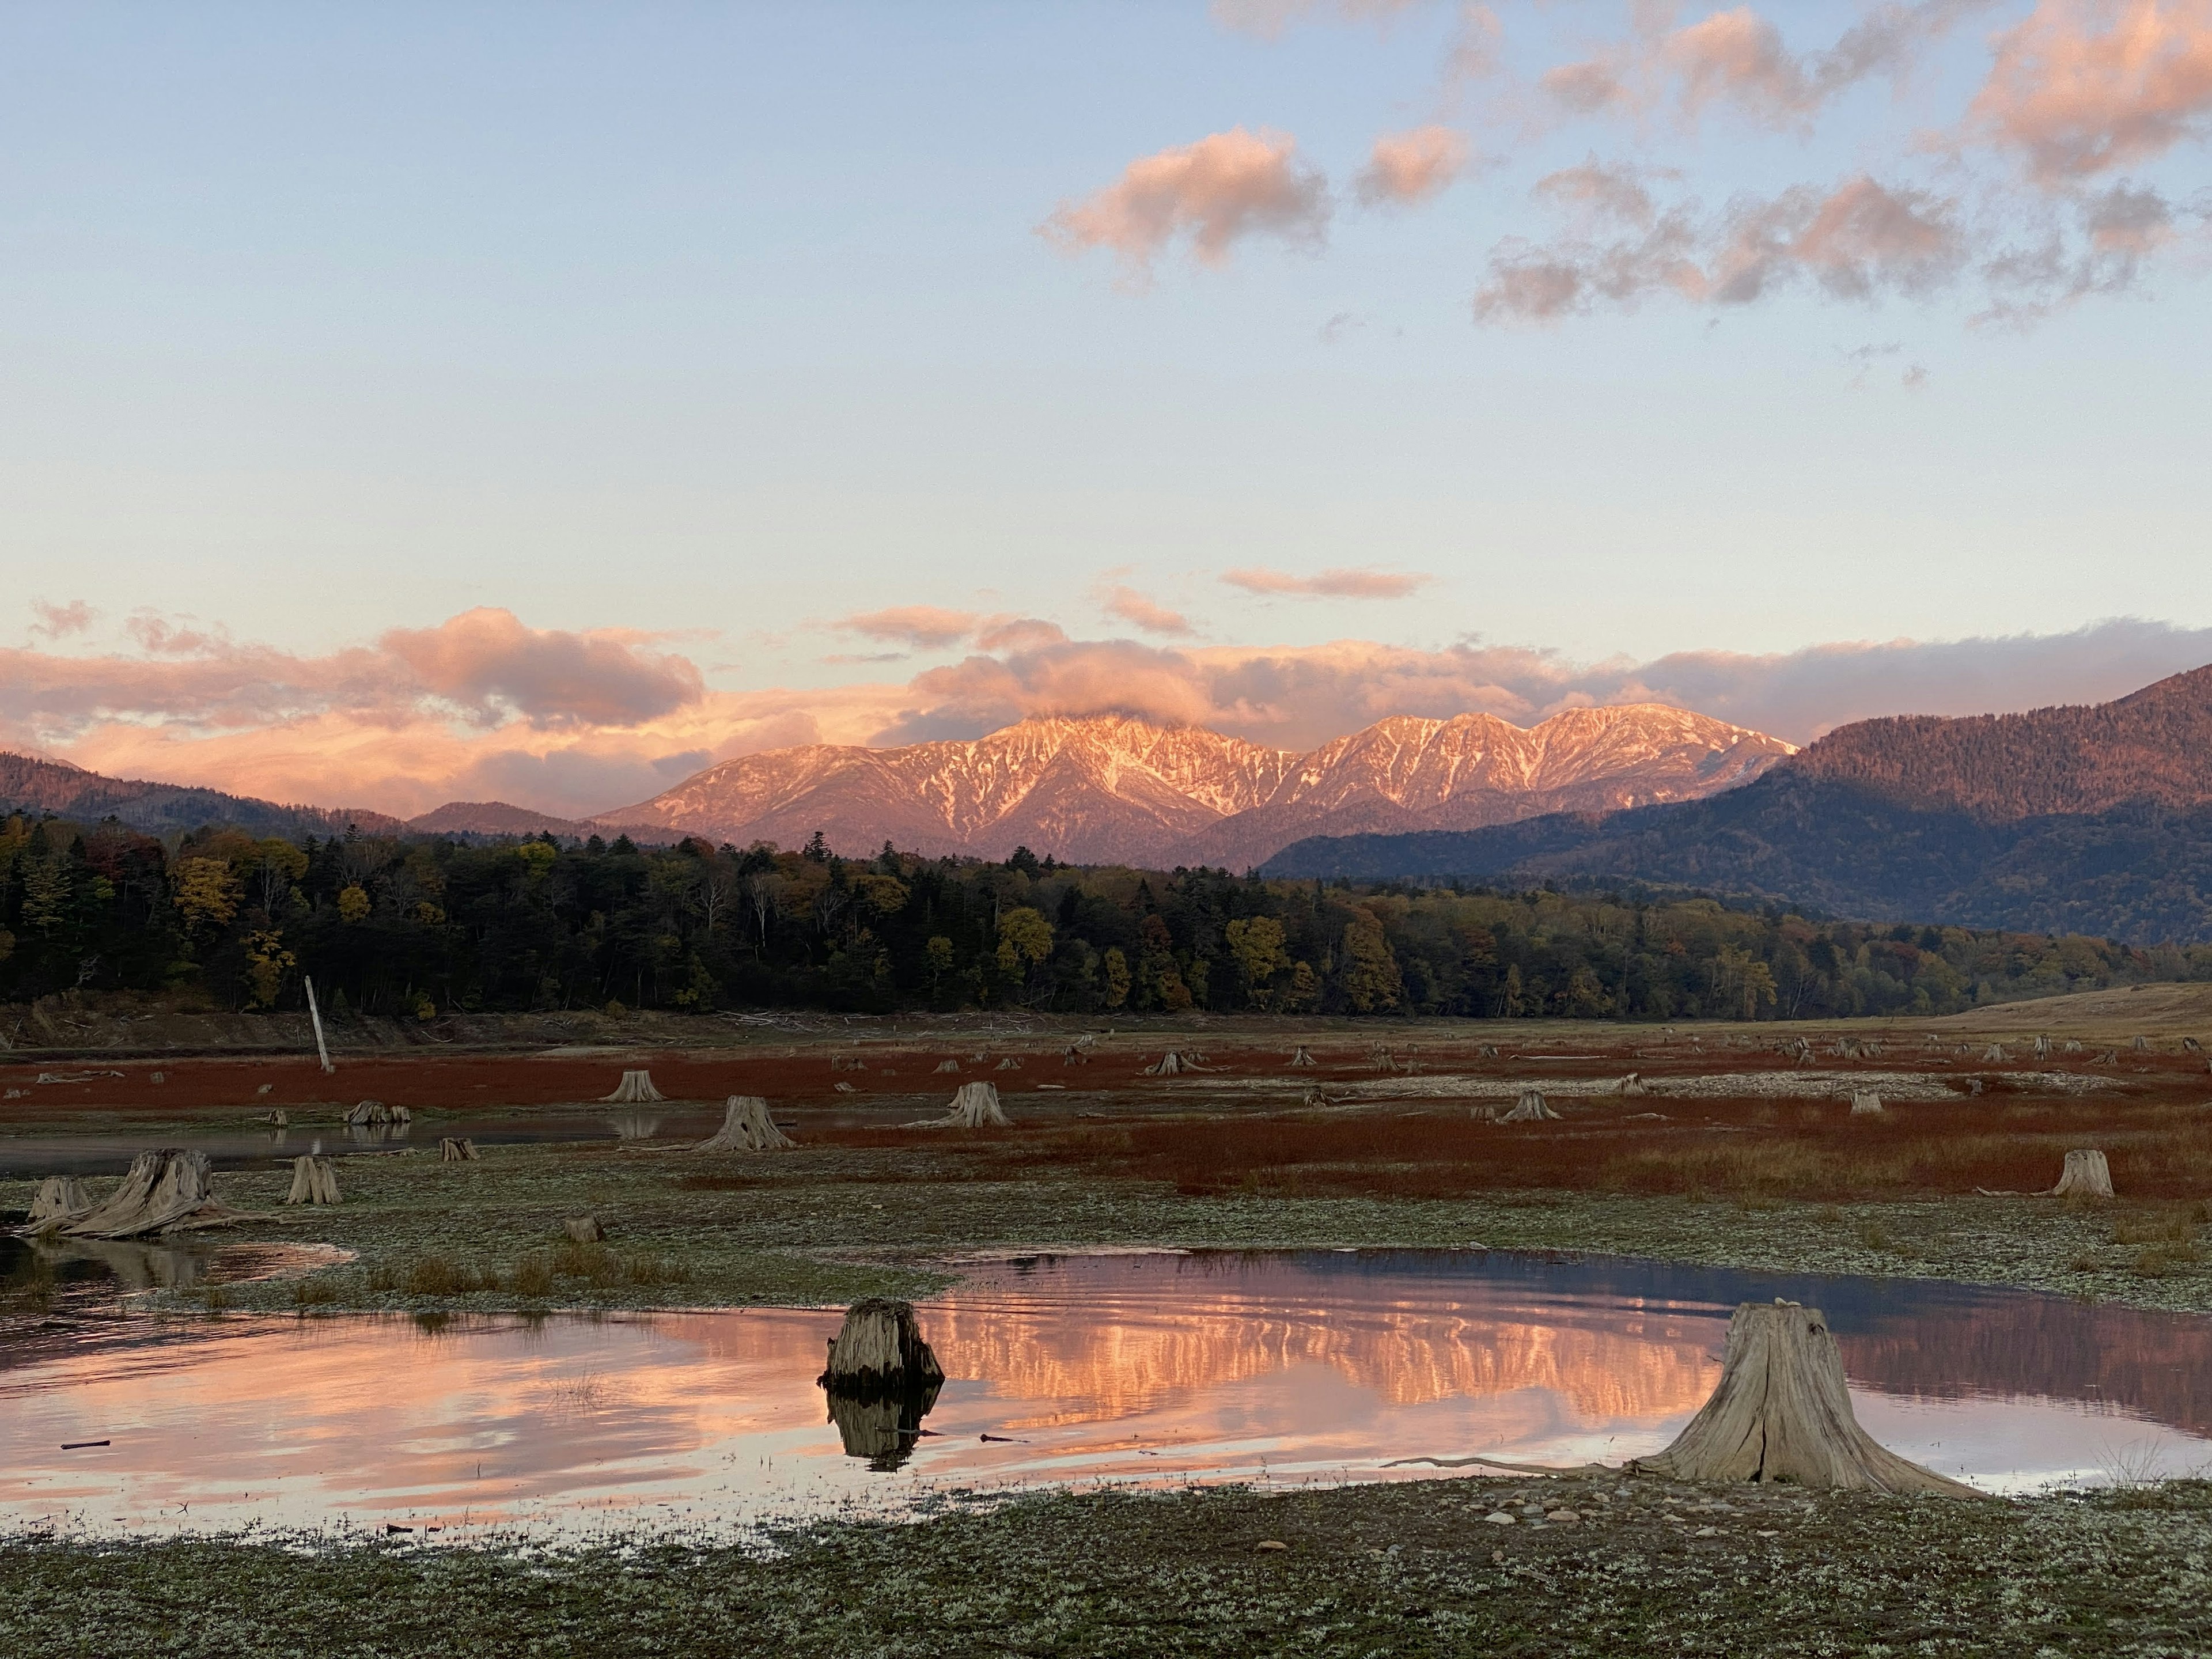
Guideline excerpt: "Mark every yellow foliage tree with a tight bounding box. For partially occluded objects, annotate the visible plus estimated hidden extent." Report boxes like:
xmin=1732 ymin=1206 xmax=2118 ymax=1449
xmin=172 ymin=857 xmax=243 ymax=934
xmin=240 ymin=930 xmax=296 ymax=1009
xmin=336 ymin=884 xmax=371 ymax=923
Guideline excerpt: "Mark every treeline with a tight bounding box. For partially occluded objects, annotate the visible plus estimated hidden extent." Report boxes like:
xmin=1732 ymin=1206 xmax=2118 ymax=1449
xmin=2 ymin=814 xmax=2207 ymax=1021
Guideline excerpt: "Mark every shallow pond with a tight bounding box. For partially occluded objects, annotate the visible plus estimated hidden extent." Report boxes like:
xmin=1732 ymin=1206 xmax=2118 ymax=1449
xmin=5 ymin=1248 xmax=2211 ymax=1540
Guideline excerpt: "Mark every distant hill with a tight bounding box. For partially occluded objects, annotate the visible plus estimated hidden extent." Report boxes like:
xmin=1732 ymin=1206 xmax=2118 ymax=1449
xmin=1259 ymin=665 xmax=2212 ymax=946
xmin=600 ymin=707 xmax=1793 ymax=867
xmin=407 ymin=800 xmax=591 ymax=838
xmin=0 ymin=752 xmax=406 ymax=840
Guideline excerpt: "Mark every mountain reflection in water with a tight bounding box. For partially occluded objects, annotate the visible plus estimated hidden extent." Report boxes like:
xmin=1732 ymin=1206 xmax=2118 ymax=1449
xmin=5 ymin=1248 xmax=2211 ymax=1539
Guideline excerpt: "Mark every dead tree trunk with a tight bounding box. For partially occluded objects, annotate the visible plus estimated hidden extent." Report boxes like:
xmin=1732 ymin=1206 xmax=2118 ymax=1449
xmin=905 ymin=1081 xmax=1011 ymax=1128
xmin=1633 ymin=1300 xmax=1978 ymax=1495
xmin=2047 ymin=1149 xmax=2113 ymax=1198
xmin=603 ymin=1070 xmax=665 ymax=1103
xmin=818 ymin=1298 xmax=945 ymax=1394
xmin=24 ymin=1175 xmax=93 ymax=1230
xmin=283 ymin=1156 xmax=341 ymax=1206
xmin=60 ymin=1149 xmax=240 ymax=1239
xmin=694 ymin=1094 xmax=796 ymax=1152
xmin=1499 ymin=1088 xmax=1558 ymax=1123
xmin=441 ymin=1137 xmax=480 ymax=1162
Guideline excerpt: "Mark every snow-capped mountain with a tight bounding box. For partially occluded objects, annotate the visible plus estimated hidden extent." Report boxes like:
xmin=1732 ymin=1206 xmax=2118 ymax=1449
xmin=593 ymin=706 xmax=1795 ymax=868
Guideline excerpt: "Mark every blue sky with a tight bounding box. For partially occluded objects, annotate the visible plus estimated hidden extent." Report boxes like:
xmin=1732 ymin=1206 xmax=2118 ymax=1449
xmin=2 ymin=2 xmax=2208 ymax=814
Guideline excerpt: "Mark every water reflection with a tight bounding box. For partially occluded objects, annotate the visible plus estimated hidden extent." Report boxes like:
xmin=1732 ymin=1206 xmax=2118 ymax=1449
xmin=5 ymin=1249 xmax=2212 ymax=1540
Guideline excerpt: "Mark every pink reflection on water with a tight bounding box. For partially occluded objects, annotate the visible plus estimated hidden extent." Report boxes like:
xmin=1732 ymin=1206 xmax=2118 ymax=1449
xmin=4 ymin=1250 xmax=2210 ymax=1539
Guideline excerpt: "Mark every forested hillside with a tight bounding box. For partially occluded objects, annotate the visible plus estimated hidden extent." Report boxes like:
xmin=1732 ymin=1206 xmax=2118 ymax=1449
xmin=0 ymin=752 xmax=403 ymax=841
xmin=0 ymin=814 xmax=2201 ymax=1023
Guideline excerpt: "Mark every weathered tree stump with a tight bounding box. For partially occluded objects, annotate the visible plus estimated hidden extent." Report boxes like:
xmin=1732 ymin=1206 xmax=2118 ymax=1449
xmin=603 ymin=1070 xmax=665 ymax=1103
xmin=694 ymin=1094 xmax=796 ymax=1152
xmin=1145 ymin=1050 xmax=1210 ymax=1075
xmin=904 ymin=1081 xmax=1011 ymax=1128
xmin=1633 ymin=1300 xmax=1977 ymax=1495
xmin=2047 ymin=1149 xmax=2113 ymax=1199
xmin=283 ymin=1156 xmax=342 ymax=1206
xmin=565 ymin=1215 xmax=607 ymax=1243
xmin=2034 ymin=1035 xmax=2052 ymax=1060
xmin=1614 ymin=1072 xmax=1646 ymax=1097
xmin=2063 ymin=1039 xmax=2084 ymax=1055
xmin=24 ymin=1175 xmax=93 ymax=1230
xmin=1499 ymin=1088 xmax=1558 ymax=1123
xmin=2183 ymin=1036 xmax=2202 ymax=1053
xmin=59 ymin=1149 xmax=240 ymax=1239
xmin=1061 ymin=1044 xmax=1090 ymax=1066
xmin=1288 ymin=1046 xmax=1316 ymax=1067
xmin=1850 ymin=1090 xmax=1884 ymax=1116
xmin=934 ymin=1058 xmax=961 ymax=1074
xmin=2133 ymin=1035 xmax=2152 ymax=1052
xmin=441 ymin=1137 xmax=479 ymax=1162
xmin=995 ymin=1057 xmax=1022 ymax=1071
xmin=1981 ymin=1044 xmax=2010 ymax=1062
xmin=819 ymin=1297 xmax=945 ymax=1395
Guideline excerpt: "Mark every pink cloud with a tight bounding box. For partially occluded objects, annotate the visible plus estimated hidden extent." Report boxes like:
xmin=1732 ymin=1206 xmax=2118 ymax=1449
xmin=1355 ymin=124 xmax=1472 ymax=206
xmin=838 ymin=605 xmax=983 ymax=650
xmin=1221 ymin=566 xmax=1433 ymax=599
xmin=28 ymin=600 xmax=96 ymax=641
xmin=1041 ymin=127 xmax=1331 ymax=276
xmin=1970 ymin=0 xmax=2212 ymax=181
xmin=379 ymin=608 xmax=702 ymax=728
xmin=1098 ymin=585 xmax=1195 ymax=637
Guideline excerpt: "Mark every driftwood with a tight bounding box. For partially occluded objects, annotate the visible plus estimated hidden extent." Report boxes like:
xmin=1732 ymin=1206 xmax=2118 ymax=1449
xmin=1850 ymin=1090 xmax=1884 ymax=1116
xmin=603 ymin=1070 xmax=665 ymax=1103
xmin=1633 ymin=1300 xmax=1976 ymax=1495
xmin=1499 ymin=1088 xmax=1558 ymax=1123
xmin=819 ymin=1297 xmax=945 ymax=1394
xmin=282 ymin=1156 xmax=341 ymax=1206
xmin=904 ymin=1081 xmax=1011 ymax=1128
xmin=834 ymin=1081 xmax=856 ymax=1092
xmin=24 ymin=1175 xmax=93 ymax=1230
xmin=58 ymin=1149 xmax=241 ymax=1240
xmin=934 ymin=1059 xmax=961 ymax=1074
xmin=565 ymin=1215 xmax=606 ymax=1243
xmin=1288 ymin=1046 xmax=1316 ymax=1067
xmin=695 ymin=1094 xmax=796 ymax=1152
xmin=441 ymin=1137 xmax=480 ymax=1162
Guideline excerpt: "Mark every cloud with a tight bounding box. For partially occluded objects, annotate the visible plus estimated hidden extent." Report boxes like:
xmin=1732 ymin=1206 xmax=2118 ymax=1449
xmin=28 ymin=600 xmax=96 ymax=641
xmin=1475 ymin=172 xmax=1967 ymax=320
xmin=839 ymin=605 xmax=984 ymax=650
xmin=1969 ymin=0 xmax=2212 ymax=181
xmin=1221 ymin=566 xmax=1434 ymax=598
xmin=1211 ymin=0 xmax=1429 ymax=36
xmin=975 ymin=617 xmax=1071 ymax=652
xmin=1097 ymin=584 xmax=1196 ymax=636
xmin=1041 ymin=127 xmax=1331 ymax=276
xmin=1355 ymin=124 xmax=1473 ymax=206
xmin=378 ymin=608 xmax=703 ymax=728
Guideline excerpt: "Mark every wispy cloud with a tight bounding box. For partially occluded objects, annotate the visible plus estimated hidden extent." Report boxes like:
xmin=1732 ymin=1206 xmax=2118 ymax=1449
xmin=1222 ymin=566 xmax=1434 ymax=597
xmin=838 ymin=605 xmax=984 ymax=650
xmin=1355 ymin=124 xmax=1472 ymax=206
xmin=28 ymin=600 xmax=96 ymax=641
xmin=1097 ymin=584 xmax=1196 ymax=636
xmin=1041 ymin=127 xmax=1331 ymax=277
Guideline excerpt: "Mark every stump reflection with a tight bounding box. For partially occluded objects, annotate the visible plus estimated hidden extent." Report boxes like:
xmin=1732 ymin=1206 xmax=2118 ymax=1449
xmin=823 ymin=1378 xmax=943 ymax=1470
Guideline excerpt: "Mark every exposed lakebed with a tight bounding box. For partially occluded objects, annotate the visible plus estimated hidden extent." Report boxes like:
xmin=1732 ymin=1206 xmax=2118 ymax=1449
xmin=5 ymin=1248 xmax=2211 ymax=1540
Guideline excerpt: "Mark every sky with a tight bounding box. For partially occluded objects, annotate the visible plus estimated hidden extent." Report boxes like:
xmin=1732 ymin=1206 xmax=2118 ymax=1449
xmin=2 ymin=1 xmax=2209 ymax=818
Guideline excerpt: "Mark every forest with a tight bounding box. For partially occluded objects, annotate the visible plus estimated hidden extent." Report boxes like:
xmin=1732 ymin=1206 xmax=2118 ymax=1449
xmin=2 ymin=813 xmax=2207 ymax=1023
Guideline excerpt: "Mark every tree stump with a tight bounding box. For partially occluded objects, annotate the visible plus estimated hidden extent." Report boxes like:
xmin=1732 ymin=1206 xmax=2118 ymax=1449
xmin=1289 ymin=1046 xmax=1316 ymax=1067
xmin=934 ymin=1058 xmax=961 ymax=1074
xmin=283 ymin=1156 xmax=342 ymax=1206
xmin=2047 ymin=1149 xmax=2113 ymax=1199
xmin=694 ymin=1095 xmax=796 ymax=1152
xmin=2063 ymin=1039 xmax=2084 ymax=1055
xmin=1850 ymin=1090 xmax=1884 ymax=1116
xmin=904 ymin=1082 xmax=1011 ymax=1128
xmin=1614 ymin=1072 xmax=1646 ymax=1097
xmin=565 ymin=1215 xmax=607 ymax=1243
xmin=1145 ymin=1051 xmax=1210 ymax=1075
xmin=24 ymin=1175 xmax=93 ymax=1230
xmin=1633 ymin=1300 xmax=1977 ymax=1495
xmin=824 ymin=1388 xmax=938 ymax=1471
xmin=1499 ymin=1088 xmax=1558 ymax=1123
xmin=1982 ymin=1044 xmax=2010 ymax=1062
xmin=2184 ymin=1037 xmax=2202 ymax=1053
xmin=60 ymin=1149 xmax=240 ymax=1239
xmin=995 ymin=1057 xmax=1022 ymax=1071
xmin=1061 ymin=1045 xmax=1089 ymax=1066
xmin=819 ymin=1297 xmax=945 ymax=1394
xmin=2034 ymin=1035 xmax=2052 ymax=1060
xmin=441 ymin=1137 xmax=480 ymax=1162
xmin=603 ymin=1070 xmax=665 ymax=1103
xmin=2133 ymin=1035 xmax=2152 ymax=1052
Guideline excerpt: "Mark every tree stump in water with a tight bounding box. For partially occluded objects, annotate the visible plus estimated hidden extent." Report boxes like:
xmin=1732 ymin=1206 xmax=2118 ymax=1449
xmin=1288 ymin=1047 xmax=1316 ymax=1067
xmin=565 ymin=1215 xmax=607 ymax=1243
xmin=904 ymin=1082 xmax=1011 ymax=1128
xmin=60 ymin=1149 xmax=240 ymax=1239
xmin=283 ymin=1156 xmax=342 ymax=1206
xmin=819 ymin=1297 xmax=945 ymax=1394
xmin=694 ymin=1095 xmax=795 ymax=1152
xmin=824 ymin=1387 xmax=939 ymax=1471
xmin=1850 ymin=1091 xmax=1884 ymax=1116
xmin=441 ymin=1137 xmax=479 ymax=1162
xmin=1499 ymin=1088 xmax=1558 ymax=1123
xmin=1633 ymin=1300 xmax=1977 ymax=1495
xmin=603 ymin=1071 xmax=665 ymax=1104
xmin=24 ymin=1175 xmax=93 ymax=1230
xmin=2047 ymin=1149 xmax=2113 ymax=1199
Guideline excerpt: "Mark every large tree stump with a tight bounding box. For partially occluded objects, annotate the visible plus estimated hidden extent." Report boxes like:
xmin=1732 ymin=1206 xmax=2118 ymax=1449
xmin=24 ymin=1175 xmax=93 ymax=1230
xmin=1614 ymin=1072 xmax=1646 ymax=1096
xmin=59 ymin=1149 xmax=240 ymax=1239
xmin=1982 ymin=1044 xmax=2010 ymax=1062
xmin=603 ymin=1070 xmax=665 ymax=1103
xmin=1499 ymin=1088 xmax=1558 ymax=1123
xmin=564 ymin=1215 xmax=607 ymax=1243
xmin=694 ymin=1095 xmax=796 ymax=1152
xmin=819 ymin=1297 xmax=946 ymax=1395
xmin=1850 ymin=1090 xmax=1884 ymax=1116
xmin=1634 ymin=1300 xmax=1976 ymax=1495
xmin=2047 ymin=1149 xmax=2113 ymax=1198
xmin=904 ymin=1081 xmax=1011 ymax=1128
xmin=283 ymin=1156 xmax=342 ymax=1206
xmin=441 ymin=1137 xmax=480 ymax=1162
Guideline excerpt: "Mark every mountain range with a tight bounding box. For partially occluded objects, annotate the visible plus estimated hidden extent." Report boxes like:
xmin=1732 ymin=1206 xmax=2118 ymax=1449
xmin=1259 ymin=665 xmax=2212 ymax=945
xmin=0 ymin=752 xmax=407 ymax=842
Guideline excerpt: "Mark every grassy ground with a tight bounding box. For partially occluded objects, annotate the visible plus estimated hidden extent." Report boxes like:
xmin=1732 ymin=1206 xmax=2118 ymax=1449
xmin=5 ymin=1475 xmax=2211 ymax=1657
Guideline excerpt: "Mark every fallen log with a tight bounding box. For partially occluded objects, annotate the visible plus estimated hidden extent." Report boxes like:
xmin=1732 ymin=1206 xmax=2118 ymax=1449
xmin=694 ymin=1094 xmax=796 ymax=1152
xmin=1632 ymin=1300 xmax=1978 ymax=1495
xmin=603 ymin=1070 xmax=665 ymax=1103
xmin=904 ymin=1081 xmax=1011 ymax=1128
xmin=58 ymin=1149 xmax=242 ymax=1239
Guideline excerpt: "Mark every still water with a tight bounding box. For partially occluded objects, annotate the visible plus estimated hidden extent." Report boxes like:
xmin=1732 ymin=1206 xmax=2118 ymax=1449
xmin=5 ymin=1248 xmax=2210 ymax=1539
